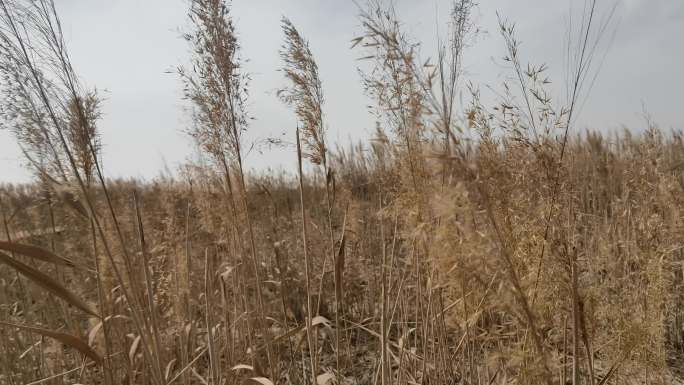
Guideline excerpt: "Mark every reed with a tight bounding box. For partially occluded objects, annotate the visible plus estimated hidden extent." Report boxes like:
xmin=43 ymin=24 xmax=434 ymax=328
xmin=0 ymin=0 xmax=682 ymax=384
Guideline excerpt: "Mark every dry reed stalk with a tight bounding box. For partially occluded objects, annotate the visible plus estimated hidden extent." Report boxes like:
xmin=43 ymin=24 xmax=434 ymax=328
xmin=133 ymin=192 xmax=165 ymax=382
xmin=379 ymin=193 xmax=388 ymax=385
xmin=0 ymin=1 xmax=682 ymax=384
xmin=0 ymin=2 xmax=165 ymax=381
xmin=296 ymin=127 xmax=318 ymax=384
xmin=180 ymin=0 xmax=275 ymax=376
xmin=279 ymin=17 xmax=341 ymax=382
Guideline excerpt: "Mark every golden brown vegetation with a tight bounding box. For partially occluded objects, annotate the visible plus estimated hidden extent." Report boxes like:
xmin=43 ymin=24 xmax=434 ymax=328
xmin=0 ymin=0 xmax=682 ymax=384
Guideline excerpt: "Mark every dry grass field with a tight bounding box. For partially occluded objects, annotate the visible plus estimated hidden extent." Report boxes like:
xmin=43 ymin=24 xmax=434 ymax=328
xmin=0 ymin=0 xmax=682 ymax=384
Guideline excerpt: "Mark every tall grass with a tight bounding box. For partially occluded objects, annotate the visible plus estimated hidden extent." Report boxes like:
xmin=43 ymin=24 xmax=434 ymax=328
xmin=0 ymin=0 xmax=682 ymax=384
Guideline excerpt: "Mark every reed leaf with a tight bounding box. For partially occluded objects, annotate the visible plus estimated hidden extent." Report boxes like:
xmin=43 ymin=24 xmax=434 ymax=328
xmin=0 ymin=320 xmax=102 ymax=365
xmin=0 ymin=251 xmax=99 ymax=317
xmin=0 ymin=240 xmax=77 ymax=268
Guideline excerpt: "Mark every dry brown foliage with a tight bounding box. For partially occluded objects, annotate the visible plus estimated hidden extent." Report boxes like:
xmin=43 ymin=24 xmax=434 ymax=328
xmin=0 ymin=0 xmax=682 ymax=384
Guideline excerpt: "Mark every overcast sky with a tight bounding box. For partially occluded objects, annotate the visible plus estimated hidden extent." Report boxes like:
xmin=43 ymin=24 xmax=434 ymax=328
xmin=1 ymin=0 xmax=683 ymax=183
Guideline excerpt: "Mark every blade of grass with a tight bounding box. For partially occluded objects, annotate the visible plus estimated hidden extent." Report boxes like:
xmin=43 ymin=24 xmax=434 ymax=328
xmin=0 ymin=320 xmax=102 ymax=365
xmin=0 ymin=251 xmax=99 ymax=318
xmin=0 ymin=240 xmax=78 ymax=269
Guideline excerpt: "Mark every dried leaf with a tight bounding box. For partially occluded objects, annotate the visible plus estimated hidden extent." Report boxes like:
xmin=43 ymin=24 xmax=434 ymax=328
xmin=88 ymin=315 xmax=128 ymax=346
xmin=165 ymin=359 xmax=177 ymax=381
xmin=129 ymin=335 xmax=142 ymax=363
xmin=311 ymin=315 xmax=331 ymax=328
xmin=317 ymin=372 xmax=334 ymax=385
xmin=231 ymin=364 xmax=254 ymax=371
xmin=0 ymin=321 xmax=102 ymax=365
xmin=249 ymin=377 xmax=274 ymax=385
xmin=0 ymin=252 xmax=99 ymax=318
xmin=0 ymin=241 xmax=76 ymax=268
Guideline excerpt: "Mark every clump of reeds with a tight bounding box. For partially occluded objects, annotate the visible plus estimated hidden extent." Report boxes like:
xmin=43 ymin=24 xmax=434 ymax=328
xmin=0 ymin=1 xmax=682 ymax=385
xmin=179 ymin=0 xmax=276 ymax=381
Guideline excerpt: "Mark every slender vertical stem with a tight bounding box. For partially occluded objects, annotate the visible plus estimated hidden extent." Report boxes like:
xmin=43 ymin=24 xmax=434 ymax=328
xmin=572 ymin=254 xmax=580 ymax=385
xmin=296 ymin=127 xmax=318 ymax=383
xmin=379 ymin=193 xmax=388 ymax=385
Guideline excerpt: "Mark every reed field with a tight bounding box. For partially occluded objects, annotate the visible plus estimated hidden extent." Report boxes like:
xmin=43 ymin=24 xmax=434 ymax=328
xmin=0 ymin=0 xmax=682 ymax=384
